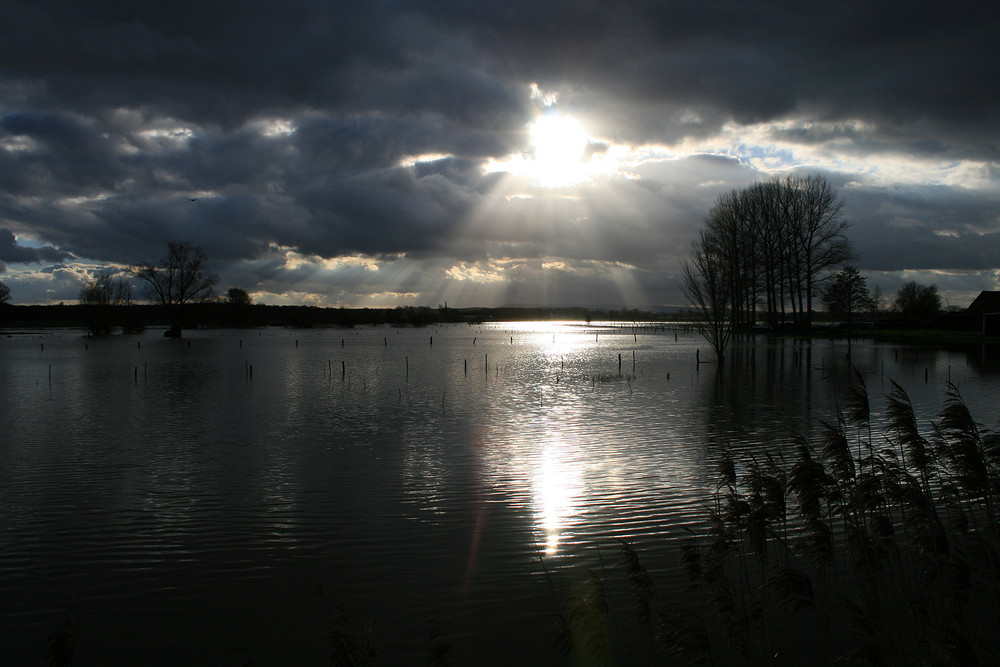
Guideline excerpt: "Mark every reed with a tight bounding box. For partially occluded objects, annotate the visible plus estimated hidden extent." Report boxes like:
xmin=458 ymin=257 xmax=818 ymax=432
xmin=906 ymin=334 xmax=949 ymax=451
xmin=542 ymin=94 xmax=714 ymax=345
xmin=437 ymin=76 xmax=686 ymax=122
xmin=644 ymin=376 xmax=1000 ymax=666
xmin=46 ymin=611 xmax=75 ymax=667
xmin=326 ymin=606 xmax=379 ymax=667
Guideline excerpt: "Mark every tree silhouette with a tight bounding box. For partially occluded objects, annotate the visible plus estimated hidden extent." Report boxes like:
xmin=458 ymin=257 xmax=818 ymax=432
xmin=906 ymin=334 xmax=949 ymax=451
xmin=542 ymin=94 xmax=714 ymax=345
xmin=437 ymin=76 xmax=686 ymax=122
xmin=130 ymin=242 xmax=218 ymax=337
xmin=225 ymin=287 xmax=252 ymax=306
xmin=696 ymin=175 xmax=853 ymax=331
xmin=224 ymin=287 xmax=253 ymax=327
xmin=894 ymin=281 xmax=941 ymax=325
xmin=681 ymin=230 xmax=733 ymax=364
xmin=822 ymin=266 xmax=873 ymax=335
xmin=0 ymin=279 xmax=9 ymax=304
xmin=80 ymin=272 xmax=132 ymax=335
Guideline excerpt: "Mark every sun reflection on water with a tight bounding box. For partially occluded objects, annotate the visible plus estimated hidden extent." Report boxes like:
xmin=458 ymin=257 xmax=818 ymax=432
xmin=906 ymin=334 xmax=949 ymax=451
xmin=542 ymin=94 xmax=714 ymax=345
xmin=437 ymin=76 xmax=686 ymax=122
xmin=531 ymin=439 xmax=584 ymax=555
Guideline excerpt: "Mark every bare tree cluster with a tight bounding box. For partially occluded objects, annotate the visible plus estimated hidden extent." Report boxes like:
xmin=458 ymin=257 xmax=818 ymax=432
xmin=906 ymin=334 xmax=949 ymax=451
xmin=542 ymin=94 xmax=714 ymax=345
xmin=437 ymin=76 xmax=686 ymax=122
xmin=682 ymin=175 xmax=853 ymax=361
xmin=80 ymin=272 xmax=132 ymax=307
xmin=79 ymin=272 xmax=133 ymax=335
xmin=894 ymin=281 xmax=942 ymax=323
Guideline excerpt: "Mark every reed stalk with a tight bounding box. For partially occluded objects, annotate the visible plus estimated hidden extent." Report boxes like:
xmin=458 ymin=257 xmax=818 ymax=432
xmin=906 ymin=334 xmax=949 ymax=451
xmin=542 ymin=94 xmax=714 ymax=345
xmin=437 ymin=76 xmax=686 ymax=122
xmin=649 ymin=379 xmax=1000 ymax=665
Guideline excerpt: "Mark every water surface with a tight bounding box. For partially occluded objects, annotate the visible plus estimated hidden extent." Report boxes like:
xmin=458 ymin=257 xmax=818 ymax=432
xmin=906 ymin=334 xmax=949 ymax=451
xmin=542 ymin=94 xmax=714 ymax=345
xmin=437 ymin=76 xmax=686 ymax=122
xmin=2 ymin=323 xmax=998 ymax=664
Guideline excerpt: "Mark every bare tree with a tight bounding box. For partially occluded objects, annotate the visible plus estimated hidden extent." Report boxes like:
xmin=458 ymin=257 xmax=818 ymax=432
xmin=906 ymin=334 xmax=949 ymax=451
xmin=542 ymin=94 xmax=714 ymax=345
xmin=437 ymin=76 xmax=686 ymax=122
xmin=80 ymin=272 xmax=133 ymax=335
xmin=681 ymin=230 xmax=733 ymax=364
xmin=789 ymin=175 xmax=854 ymax=326
xmin=0 ymin=279 xmax=9 ymax=304
xmin=694 ymin=174 xmax=853 ymax=331
xmin=130 ymin=242 xmax=218 ymax=337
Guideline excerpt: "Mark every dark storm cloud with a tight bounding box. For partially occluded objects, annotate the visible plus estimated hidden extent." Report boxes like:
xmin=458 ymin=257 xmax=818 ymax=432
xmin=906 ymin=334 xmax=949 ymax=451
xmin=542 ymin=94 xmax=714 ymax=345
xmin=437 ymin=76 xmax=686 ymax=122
xmin=0 ymin=228 xmax=70 ymax=264
xmin=0 ymin=0 xmax=997 ymax=305
xmin=847 ymin=185 xmax=1000 ymax=272
xmin=4 ymin=2 xmax=994 ymax=138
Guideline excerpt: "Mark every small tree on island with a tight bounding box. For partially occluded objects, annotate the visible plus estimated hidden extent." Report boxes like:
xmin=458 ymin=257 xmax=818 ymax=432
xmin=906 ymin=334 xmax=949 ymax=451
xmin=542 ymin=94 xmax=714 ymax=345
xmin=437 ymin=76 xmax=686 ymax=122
xmin=130 ymin=241 xmax=219 ymax=337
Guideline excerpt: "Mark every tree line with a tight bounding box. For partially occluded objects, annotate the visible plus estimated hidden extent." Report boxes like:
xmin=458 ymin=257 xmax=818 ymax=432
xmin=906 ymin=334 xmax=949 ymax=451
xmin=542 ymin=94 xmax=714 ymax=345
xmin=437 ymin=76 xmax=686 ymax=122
xmin=682 ymin=175 xmax=947 ymax=363
xmin=682 ymin=175 xmax=853 ymax=361
xmin=684 ymin=175 xmax=853 ymax=332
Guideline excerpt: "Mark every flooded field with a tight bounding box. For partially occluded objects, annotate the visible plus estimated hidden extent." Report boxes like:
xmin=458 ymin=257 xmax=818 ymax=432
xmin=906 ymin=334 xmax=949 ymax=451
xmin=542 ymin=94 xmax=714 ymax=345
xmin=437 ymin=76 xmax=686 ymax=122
xmin=2 ymin=323 xmax=998 ymax=664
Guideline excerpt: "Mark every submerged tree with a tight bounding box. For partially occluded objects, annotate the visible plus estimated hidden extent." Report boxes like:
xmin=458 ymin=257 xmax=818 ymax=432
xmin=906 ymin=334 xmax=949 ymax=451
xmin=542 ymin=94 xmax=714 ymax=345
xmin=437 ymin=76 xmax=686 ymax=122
xmin=681 ymin=230 xmax=733 ymax=364
xmin=79 ymin=272 xmax=133 ymax=335
xmin=695 ymin=175 xmax=853 ymax=330
xmin=130 ymin=241 xmax=218 ymax=337
xmin=80 ymin=273 xmax=132 ymax=307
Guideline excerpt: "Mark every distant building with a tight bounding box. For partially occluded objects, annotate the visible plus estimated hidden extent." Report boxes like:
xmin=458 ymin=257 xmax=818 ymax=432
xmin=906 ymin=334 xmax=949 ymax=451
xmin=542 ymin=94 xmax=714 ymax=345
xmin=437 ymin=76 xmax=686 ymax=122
xmin=966 ymin=291 xmax=1000 ymax=337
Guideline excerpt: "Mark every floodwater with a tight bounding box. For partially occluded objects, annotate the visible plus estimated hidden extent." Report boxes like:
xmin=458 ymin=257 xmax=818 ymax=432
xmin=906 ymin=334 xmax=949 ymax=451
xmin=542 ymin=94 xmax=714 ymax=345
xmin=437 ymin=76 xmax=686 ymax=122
xmin=1 ymin=322 xmax=998 ymax=665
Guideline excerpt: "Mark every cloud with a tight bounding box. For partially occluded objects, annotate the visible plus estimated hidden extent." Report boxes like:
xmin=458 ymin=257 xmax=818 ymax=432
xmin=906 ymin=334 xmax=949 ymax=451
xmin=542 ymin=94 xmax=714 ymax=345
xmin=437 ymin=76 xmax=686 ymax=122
xmin=0 ymin=1 xmax=997 ymax=307
xmin=0 ymin=228 xmax=71 ymax=264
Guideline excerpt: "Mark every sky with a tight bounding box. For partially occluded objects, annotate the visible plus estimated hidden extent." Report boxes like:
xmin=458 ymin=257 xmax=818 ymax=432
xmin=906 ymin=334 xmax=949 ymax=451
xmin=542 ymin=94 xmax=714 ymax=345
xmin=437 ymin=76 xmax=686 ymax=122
xmin=1 ymin=1 xmax=998 ymax=310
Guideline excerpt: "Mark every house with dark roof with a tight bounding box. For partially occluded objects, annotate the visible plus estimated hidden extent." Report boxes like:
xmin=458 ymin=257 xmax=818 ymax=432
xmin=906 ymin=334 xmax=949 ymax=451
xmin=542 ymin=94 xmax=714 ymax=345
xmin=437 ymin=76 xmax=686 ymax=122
xmin=966 ymin=291 xmax=1000 ymax=336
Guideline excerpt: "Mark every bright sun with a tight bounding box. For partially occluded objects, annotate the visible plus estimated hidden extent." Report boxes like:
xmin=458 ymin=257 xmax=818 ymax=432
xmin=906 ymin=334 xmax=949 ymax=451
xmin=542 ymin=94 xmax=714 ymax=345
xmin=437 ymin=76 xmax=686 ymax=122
xmin=485 ymin=113 xmax=600 ymax=188
xmin=528 ymin=114 xmax=589 ymax=187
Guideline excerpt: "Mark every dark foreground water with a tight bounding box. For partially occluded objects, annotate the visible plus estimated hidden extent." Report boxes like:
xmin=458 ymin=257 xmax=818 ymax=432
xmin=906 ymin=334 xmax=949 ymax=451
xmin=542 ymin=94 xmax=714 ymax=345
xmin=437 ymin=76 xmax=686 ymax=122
xmin=2 ymin=323 xmax=998 ymax=665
